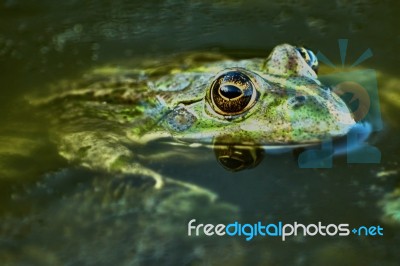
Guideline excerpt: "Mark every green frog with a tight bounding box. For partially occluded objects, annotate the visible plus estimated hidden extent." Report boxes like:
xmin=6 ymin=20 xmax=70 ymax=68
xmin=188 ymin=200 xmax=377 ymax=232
xmin=30 ymin=44 xmax=355 ymax=188
xmin=1 ymin=44 xmax=372 ymax=265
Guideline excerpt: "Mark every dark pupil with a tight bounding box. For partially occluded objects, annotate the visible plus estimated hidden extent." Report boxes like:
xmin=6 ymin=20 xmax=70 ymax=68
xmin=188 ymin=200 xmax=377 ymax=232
xmin=211 ymin=71 xmax=254 ymax=114
xmin=219 ymin=85 xmax=242 ymax=99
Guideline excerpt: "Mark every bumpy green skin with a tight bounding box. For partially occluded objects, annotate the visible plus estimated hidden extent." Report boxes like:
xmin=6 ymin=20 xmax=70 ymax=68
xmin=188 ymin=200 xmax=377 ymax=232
xmin=35 ymin=44 xmax=354 ymax=147
xmin=152 ymin=44 xmax=355 ymax=145
xmin=28 ymin=43 xmax=356 ymax=184
xmin=0 ymin=44 xmax=357 ymax=265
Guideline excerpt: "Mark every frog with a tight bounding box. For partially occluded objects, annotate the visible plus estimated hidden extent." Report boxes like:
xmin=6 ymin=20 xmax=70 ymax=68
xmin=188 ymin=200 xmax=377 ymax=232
xmin=28 ymin=44 xmax=357 ymax=188
xmin=1 ymin=44 xmax=373 ymax=265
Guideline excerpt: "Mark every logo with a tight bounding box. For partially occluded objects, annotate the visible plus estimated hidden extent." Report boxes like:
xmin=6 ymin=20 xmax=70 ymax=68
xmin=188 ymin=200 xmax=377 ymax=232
xmin=187 ymin=219 xmax=384 ymax=241
xmin=298 ymin=39 xmax=382 ymax=168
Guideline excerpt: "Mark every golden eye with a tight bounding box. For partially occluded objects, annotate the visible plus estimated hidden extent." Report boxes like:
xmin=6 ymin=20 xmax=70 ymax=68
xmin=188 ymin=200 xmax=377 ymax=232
xmin=209 ymin=70 xmax=258 ymax=116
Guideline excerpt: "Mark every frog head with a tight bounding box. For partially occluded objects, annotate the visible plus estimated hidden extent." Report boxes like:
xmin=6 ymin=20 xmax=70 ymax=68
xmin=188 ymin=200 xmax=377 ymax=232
xmin=159 ymin=44 xmax=355 ymax=149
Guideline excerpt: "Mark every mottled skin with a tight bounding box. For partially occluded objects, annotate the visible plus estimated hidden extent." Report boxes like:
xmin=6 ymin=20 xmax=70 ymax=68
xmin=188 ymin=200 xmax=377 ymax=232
xmin=30 ymin=44 xmax=355 ymax=186
xmin=142 ymin=44 xmax=354 ymax=146
xmin=153 ymin=44 xmax=354 ymax=146
xmin=0 ymin=44 xmax=360 ymax=265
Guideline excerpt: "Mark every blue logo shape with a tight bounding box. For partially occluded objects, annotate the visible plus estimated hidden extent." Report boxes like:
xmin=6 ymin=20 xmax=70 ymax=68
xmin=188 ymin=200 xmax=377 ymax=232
xmin=298 ymin=39 xmax=382 ymax=168
xmin=317 ymin=39 xmax=374 ymax=68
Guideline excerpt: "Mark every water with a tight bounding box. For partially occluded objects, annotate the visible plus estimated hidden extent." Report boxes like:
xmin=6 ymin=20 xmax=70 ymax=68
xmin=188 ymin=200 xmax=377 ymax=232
xmin=1 ymin=0 xmax=400 ymax=265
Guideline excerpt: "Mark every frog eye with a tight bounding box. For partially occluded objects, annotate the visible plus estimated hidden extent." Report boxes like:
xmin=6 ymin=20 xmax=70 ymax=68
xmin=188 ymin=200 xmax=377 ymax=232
xmin=296 ymin=47 xmax=319 ymax=73
xmin=209 ymin=70 xmax=258 ymax=116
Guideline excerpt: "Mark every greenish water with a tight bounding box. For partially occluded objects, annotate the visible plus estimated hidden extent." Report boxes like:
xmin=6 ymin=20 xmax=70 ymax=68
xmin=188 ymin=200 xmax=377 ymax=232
xmin=1 ymin=1 xmax=400 ymax=265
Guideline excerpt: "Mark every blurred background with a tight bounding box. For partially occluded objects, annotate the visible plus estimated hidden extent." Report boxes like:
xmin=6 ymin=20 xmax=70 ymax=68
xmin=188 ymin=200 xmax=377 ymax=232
xmin=1 ymin=0 xmax=399 ymax=105
xmin=1 ymin=0 xmax=400 ymax=265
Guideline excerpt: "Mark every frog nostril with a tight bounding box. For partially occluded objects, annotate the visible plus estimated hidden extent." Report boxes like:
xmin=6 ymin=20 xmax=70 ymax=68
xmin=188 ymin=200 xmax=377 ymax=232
xmin=295 ymin=95 xmax=306 ymax=102
xmin=288 ymin=95 xmax=307 ymax=108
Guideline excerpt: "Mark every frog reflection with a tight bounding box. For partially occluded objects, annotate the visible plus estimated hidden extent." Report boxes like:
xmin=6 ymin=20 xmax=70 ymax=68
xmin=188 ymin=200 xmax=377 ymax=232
xmin=213 ymin=138 xmax=264 ymax=172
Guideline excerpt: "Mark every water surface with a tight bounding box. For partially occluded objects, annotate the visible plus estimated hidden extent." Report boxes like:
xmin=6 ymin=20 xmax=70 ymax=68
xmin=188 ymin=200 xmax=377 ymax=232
xmin=1 ymin=1 xmax=400 ymax=265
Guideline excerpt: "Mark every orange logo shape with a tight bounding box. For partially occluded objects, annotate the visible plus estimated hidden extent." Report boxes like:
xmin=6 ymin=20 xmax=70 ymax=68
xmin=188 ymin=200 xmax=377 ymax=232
xmin=333 ymin=81 xmax=371 ymax=122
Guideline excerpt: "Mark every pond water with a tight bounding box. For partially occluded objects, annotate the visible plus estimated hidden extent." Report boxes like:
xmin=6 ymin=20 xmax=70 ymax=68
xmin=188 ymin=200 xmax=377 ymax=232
xmin=1 ymin=1 xmax=400 ymax=265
